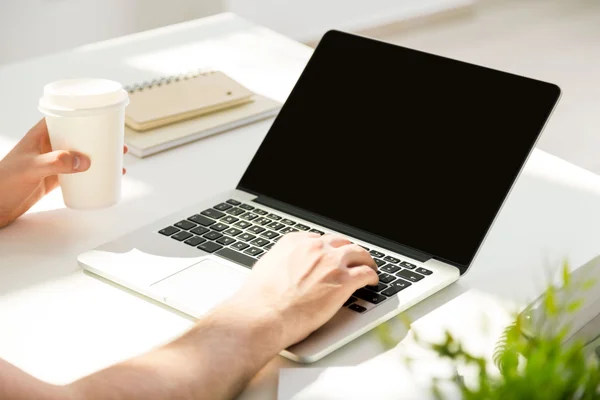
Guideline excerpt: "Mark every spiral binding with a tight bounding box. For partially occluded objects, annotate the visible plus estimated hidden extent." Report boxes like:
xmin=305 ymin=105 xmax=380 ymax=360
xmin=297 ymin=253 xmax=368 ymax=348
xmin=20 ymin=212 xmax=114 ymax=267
xmin=123 ymin=69 xmax=215 ymax=93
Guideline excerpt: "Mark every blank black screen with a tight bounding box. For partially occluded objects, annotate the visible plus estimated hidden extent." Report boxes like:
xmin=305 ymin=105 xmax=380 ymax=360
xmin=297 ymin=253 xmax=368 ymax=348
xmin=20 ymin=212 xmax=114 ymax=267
xmin=239 ymin=30 xmax=560 ymax=268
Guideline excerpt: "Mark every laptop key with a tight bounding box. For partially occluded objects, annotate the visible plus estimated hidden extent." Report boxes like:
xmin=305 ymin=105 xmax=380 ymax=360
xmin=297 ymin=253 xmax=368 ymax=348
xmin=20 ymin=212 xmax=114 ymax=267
xmin=354 ymin=288 xmax=386 ymax=304
xmin=348 ymin=304 xmax=367 ymax=313
xmin=254 ymin=209 xmax=268 ymax=215
xmin=359 ymin=245 xmax=370 ymax=251
xmin=188 ymin=214 xmax=216 ymax=226
xmin=343 ymin=296 xmax=358 ymax=307
xmin=248 ymin=226 xmax=266 ymax=234
xmin=241 ymin=212 xmax=259 ymax=221
xmin=400 ymin=261 xmax=416 ymax=270
xmin=159 ymin=226 xmax=180 ymax=236
xmin=203 ymin=231 xmax=223 ymax=241
xmin=175 ymin=220 xmax=196 ymax=230
xmin=254 ymin=217 xmax=272 ymax=226
xmin=374 ymin=259 xmax=386 ymax=268
xmin=184 ymin=236 xmax=206 ymax=247
xmin=370 ymin=250 xmax=385 ymax=258
xmin=239 ymin=233 xmax=256 ymax=242
xmin=215 ymin=247 xmax=256 ymax=268
xmin=260 ymin=230 xmax=279 ymax=240
xmin=267 ymin=213 xmax=281 ymax=220
xmin=309 ymin=229 xmax=324 ymax=235
xmin=211 ymin=223 xmax=229 ymax=232
xmin=280 ymin=227 xmax=298 ymax=235
xmin=239 ymin=204 xmax=254 ymax=210
xmin=190 ymin=226 xmax=210 ymax=236
xmin=226 ymin=207 xmax=245 ymax=216
xmin=267 ymin=222 xmax=285 ymax=230
xmin=416 ymin=267 xmax=432 ymax=275
xmin=201 ymin=208 xmax=226 ymax=219
xmin=224 ymin=227 xmax=243 ymax=236
xmin=251 ymin=238 xmax=270 ymax=247
xmin=213 ymin=203 xmax=233 ymax=211
xmin=380 ymin=264 xmax=400 ymax=274
xmin=234 ymin=220 xmax=252 ymax=229
xmin=381 ymin=280 xmax=412 ymax=296
xmin=216 ymin=236 xmax=236 ymax=246
xmin=295 ymin=223 xmax=310 ymax=231
xmin=197 ymin=241 xmax=223 ymax=253
xmin=231 ymin=242 xmax=250 ymax=251
xmin=281 ymin=219 xmax=295 ymax=226
xmin=378 ymin=273 xmax=396 ymax=284
xmin=171 ymin=231 xmax=192 ymax=241
xmin=396 ymin=269 xmax=424 ymax=282
xmin=221 ymin=216 xmax=239 ymax=224
xmin=263 ymin=243 xmax=275 ymax=250
xmin=226 ymin=199 xmax=241 ymax=206
xmin=244 ymin=247 xmax=264 ymax=256
xmin=366 ymin=282 xmax=388 ymax=293
xmin=383 ymin=256 xmax=400 ymax=264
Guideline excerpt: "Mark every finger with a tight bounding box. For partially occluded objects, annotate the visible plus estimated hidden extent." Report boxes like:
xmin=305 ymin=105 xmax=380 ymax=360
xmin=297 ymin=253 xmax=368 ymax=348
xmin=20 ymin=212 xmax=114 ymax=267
xmin=43 ymin=175 xmax=60 ymax=194
xmin=26 ymin=119 xmax=48 ymax=140
xmin=123 ymin=168 xmax=127 ymax=175
xmin=347 ymin=265 xmax=379 ymax=287
xmin=17 ymin=119 xmax=48 ymax=149
xmin=34 ymin=150 xmax=91 ymax=177
xmin=321 ymin=234 xmax=352 ymax=248
xmin=123 ymin=145 xmax=128 ymax=154
xmin=337 ymin=244 xmax=377 ymax=271
xmin=281 ymin=231 xmax=319 ymax=241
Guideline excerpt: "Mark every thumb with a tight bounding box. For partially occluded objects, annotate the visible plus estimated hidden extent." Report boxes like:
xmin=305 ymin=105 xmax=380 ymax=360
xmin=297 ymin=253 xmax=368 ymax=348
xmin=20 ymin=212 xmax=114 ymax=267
xmin=34 ymin=150 xmax=91 ymax=177
xmin=347 ymin=264 xmax=379 ymax=288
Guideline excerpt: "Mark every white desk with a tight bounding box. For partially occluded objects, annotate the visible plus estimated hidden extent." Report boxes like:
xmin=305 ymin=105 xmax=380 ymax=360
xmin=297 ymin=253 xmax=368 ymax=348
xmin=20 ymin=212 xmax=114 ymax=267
xmin=1 ymin=13 xmax=600 ymax=400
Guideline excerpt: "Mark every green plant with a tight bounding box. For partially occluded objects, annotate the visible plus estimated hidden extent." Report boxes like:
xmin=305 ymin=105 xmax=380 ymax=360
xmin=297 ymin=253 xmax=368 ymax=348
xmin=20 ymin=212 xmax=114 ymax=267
xmin=378 ymin=262 xmax=600 ymax=399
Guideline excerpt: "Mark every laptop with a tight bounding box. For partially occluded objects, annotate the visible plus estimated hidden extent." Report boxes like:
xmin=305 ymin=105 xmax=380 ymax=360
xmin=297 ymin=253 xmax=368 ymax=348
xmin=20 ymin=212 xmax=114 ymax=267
xmin=78 ymin=30 xmax=561 ymax=363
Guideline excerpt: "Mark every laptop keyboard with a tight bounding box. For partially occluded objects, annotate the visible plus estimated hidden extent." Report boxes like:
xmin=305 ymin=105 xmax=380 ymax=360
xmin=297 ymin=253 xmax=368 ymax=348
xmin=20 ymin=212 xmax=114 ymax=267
xmin=158 ymin=199 xmax=432 ymax=313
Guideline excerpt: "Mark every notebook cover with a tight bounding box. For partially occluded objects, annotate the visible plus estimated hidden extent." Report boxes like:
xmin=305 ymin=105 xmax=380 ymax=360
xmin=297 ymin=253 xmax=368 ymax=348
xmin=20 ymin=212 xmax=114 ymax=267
xmin=125 ymin=94 xmax=281 ymax=158
xmin=125 ymin=71 xmax=255 ymax=131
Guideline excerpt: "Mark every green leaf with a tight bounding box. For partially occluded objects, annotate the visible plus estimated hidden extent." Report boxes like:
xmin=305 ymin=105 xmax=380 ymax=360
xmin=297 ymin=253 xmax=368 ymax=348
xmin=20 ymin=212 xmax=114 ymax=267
xmin=544 ymin=285 xmax=558 ymax=316
xmin=391 ymin=259 xmax=600 ymax=400
xmin=567 ymin=299 xmax=584 ymax=313
xmin=561 ymin=260 xmax=570 ymax=287
xmin=373 ymin=322 xmax=397 ymax=350
xmin=582 ymin=278 xmax=596 ymax=291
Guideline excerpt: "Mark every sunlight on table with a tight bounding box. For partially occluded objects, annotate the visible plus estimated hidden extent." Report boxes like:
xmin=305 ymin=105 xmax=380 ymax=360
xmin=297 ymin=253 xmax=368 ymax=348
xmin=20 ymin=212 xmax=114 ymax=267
xmin=25 ymin=175 xmax=153 ymax=214
xmin=526 ymin=150 xmax=600 ymax=197
xmin=122 ymin=29 xmax=307 ymax=101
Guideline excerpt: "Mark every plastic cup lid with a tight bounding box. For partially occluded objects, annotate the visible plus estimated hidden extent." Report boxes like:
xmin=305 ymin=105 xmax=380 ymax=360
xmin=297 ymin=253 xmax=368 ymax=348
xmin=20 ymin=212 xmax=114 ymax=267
xmin=39 ymin=78 xmax=129 ymax=115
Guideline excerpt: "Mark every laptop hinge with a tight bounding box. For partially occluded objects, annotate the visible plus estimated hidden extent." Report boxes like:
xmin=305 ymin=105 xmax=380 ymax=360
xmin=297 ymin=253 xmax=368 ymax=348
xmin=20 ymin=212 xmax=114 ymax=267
xmin=253 ymin=195 xmax=432 ymax=263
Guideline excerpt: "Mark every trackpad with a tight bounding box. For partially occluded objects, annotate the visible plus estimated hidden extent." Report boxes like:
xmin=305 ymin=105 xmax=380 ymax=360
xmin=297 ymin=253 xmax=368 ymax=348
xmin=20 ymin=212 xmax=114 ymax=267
xmin=151 ymin=259 xmax=247 ymax=318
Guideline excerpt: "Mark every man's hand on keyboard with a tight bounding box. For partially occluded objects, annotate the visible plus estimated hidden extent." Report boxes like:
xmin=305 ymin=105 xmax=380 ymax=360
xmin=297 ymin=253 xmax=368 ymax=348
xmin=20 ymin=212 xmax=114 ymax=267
xmin=0 ymin=232 xmax=378 ymax=400
xmin=235 ymin=231 xmax=379 ymax=348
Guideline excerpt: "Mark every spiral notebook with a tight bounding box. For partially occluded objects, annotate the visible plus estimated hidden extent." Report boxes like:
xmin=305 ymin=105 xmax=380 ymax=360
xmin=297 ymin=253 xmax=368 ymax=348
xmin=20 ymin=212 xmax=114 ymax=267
xmin=123 ymin=70 xmax=281 ymax=158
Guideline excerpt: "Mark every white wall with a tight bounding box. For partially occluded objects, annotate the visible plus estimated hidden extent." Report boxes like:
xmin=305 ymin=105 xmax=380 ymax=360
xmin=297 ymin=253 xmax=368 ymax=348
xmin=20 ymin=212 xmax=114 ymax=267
xmin=225 ymin=0 xmax=472 ymax=43
xmin=0 ymin=0 xmax=470 ymax=65
xmin=0 ymin=0 xmax=223 ymax=65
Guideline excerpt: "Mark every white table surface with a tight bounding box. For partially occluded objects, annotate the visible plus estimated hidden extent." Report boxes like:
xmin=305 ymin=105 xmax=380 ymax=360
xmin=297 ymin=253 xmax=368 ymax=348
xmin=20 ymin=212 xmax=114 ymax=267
xmin=1 ymin=12 xmax=600 ymax=400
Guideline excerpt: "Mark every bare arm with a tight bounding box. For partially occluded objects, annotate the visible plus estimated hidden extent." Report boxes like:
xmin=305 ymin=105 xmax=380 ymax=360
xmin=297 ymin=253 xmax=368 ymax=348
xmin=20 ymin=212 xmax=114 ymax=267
xmin=1 ymin=303 xmax=280 ymax=400
xmin=0 ymin=233 xmax=378 ymax=400
xmin=69 ymin=298 xmax=282 ymax=400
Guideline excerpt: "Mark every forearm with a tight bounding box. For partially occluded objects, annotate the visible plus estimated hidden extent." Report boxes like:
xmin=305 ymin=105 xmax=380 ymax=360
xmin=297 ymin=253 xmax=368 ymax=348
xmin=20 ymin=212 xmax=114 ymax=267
xmin=67 ymin=299 xmax=283 ymax=400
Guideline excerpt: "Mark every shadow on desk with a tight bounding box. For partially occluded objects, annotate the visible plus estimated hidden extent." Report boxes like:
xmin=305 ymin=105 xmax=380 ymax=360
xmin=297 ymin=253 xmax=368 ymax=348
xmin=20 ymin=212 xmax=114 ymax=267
xmin=0 ymin=177 xmax=153 ymax=296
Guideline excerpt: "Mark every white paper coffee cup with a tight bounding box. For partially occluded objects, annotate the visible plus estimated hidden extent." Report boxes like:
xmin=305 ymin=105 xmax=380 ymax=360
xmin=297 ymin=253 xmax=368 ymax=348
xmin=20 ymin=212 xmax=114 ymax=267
xmin=38 ymin=79 xmax=129 ymax=210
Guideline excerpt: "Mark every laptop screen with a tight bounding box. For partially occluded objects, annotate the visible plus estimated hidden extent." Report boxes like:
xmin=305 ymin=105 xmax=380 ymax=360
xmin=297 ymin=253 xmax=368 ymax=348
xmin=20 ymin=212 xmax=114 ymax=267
xmin=239 ymin=30 xmax=560 ymax=269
